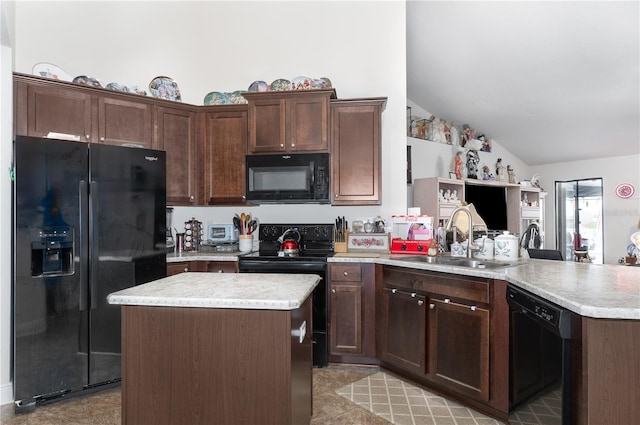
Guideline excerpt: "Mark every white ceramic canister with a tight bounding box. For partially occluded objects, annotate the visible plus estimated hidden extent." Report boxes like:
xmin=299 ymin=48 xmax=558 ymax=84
xmin=473 ymin=236 xmax=494 ymax=260
xmin=450 ymin=242 xmax=466 ymax=257
xmin=494 ymin=231 xmax=519 ymax=261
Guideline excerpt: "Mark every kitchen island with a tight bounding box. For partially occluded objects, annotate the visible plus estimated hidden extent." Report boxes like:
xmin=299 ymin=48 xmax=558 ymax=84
xmin=107 ymin=272 xmax=319 ymax=425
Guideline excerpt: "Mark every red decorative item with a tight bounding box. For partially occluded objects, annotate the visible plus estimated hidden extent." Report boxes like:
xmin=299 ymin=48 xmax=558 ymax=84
xmin=615 ymin=183 xmax=635 ymax=199
xmin=390 ymin=238 xmax=433 ymax=255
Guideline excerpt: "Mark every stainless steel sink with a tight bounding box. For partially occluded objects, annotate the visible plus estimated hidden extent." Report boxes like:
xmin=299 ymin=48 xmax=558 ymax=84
xmin=391 ymin=255 xmax=517 ymax=269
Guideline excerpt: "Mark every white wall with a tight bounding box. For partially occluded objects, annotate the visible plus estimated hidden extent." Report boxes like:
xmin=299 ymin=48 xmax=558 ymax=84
xmin=533 ymin=154 xmax=640 ymax=264
xmin=2 ymin=1 xmax=407 ymax=404
xmin=0 ymin=0 xmax=14 ymax=406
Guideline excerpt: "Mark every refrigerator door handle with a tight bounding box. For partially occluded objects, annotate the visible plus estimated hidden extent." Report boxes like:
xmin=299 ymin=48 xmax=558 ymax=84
xmin=79 ymin=180 xmax=89 ymax=311
xmin=90 ymin=180 xmax=99 ymax=310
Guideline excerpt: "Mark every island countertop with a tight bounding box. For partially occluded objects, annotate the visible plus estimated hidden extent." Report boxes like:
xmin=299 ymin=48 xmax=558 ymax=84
xmin=107 ymin=272 xmax=320 ymax=310
xmin=329 ymin=254 xmax=640 ymax=320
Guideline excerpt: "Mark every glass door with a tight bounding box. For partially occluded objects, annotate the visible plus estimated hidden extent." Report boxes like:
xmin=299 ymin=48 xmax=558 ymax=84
xmin=555 ymin=178 xmax=604 ymax=264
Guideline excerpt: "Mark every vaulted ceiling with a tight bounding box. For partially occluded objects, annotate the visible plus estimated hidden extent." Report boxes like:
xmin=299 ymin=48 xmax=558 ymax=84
xmin=407 ymin=1 xmax=639 ymax=165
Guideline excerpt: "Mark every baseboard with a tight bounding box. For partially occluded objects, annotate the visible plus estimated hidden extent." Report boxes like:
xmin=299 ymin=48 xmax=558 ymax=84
xmin=0 ymin=382 xmax=13 ymax=406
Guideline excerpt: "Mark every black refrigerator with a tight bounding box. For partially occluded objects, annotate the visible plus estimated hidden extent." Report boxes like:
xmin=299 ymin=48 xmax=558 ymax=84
xmin=12 ymin=136 xmax=166 ymax=411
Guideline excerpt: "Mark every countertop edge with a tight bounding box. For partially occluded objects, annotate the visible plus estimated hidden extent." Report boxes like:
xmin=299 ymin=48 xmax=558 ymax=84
xmin=328 ymin=255 xmax=640 ymax=320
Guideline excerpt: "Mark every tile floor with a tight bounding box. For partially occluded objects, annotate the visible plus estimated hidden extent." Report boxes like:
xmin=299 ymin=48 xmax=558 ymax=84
xmin=2 ymin=364 xmax=550 ymax=425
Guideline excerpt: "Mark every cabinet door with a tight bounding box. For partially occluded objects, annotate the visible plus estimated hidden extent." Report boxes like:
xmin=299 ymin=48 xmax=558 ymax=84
xmin=98 ymin=96 xmax=153 ymax=147
xmin=331 ymin=100 xmax=384 ymax=205
xmin=23 ymin=82 xmax=93 ymax=140
xmin=155 ymin=106 xmax=198 ymax=205
xmin=379 ymin=287 xmax=427 ymax=375
xmin=428 ymin=298 xmax=490 ymax=402
xmin=203 ymin=108 xmax=248 ymax=203
xmin=330 ymin=283 xmax=363 ymax=355
xmin=287 ymin=94 xmax=329 ymax=152
xmin=247 ymin=98 xmax=285 ymax=153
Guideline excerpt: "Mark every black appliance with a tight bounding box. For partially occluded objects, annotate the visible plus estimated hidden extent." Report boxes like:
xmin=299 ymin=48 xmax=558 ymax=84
xmin=238 ymin=223 xmax=333 ymax=367
xmin=507 ymin=284 xmax=574 ymax=425
xmin=12 ymin=136 xmax=166 ymax=411
xmin=245 ymin=153 xmax=330 ymax=203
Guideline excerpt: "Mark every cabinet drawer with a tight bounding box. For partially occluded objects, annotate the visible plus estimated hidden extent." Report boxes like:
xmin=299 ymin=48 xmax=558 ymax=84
xmin=521 ymin=206 xmax=540 ymax=219
xmin=206 ymin=261 xmax=238 ymax=273
xmin=329 ymin=264 xmax=362 ymax=282
xmin=383 ymin=266 xmax=489 ymax=304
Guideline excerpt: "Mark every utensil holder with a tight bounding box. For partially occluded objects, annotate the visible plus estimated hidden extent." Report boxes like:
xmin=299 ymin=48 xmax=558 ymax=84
xmin=239 ymin=234 xmax=254 ymax=253
xmin=334 ymin=231 xmax=349 ymax=253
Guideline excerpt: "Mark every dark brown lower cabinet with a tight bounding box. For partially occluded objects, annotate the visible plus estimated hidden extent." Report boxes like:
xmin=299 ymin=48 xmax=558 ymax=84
xmin=376 ymin=266 xmax=509 ymax=422
xmin=121 ymin=297 xmax=312 ymax=425
xmin=428 ymin=297 xmax=490 ymax=402
xmin=378 ymin=287 xmax=427 ymax=375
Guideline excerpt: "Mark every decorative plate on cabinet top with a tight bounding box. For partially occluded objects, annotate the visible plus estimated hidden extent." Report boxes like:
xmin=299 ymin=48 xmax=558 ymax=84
xmin=32 ymin=62 xmax=72 ymax=81
xmin=291 ymin=76 xmax=312 ymax=90
xmin=127 ymin=86 xmax=147 ymax=96
xmin=149 ymin=76 xmax=181 ymax=102
xmin=105 ymin=82 xmax=129 ymax=93
xmin=248 ymin=80 xmax=268 ymax=92
xmin=228 ymin=90 xmax=247 ymax=104
xmin=270 ymin=79 xmax=291 ymax=91
xmin=73 ymin=75 xmax=102 ymax=88
xmin=203 ymin=91 xmax=230 ymax=105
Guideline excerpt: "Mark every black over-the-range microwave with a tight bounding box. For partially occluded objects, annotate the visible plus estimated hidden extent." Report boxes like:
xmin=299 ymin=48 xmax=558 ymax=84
xmin=245 ymin=153 xmax=330 ymax=203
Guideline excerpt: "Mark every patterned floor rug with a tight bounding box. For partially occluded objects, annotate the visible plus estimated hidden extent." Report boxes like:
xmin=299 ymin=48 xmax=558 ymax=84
xmin=336 ymin=371 xmax=562 ymax=425
xmin=336 ymin=371 xmax=502 ymax=425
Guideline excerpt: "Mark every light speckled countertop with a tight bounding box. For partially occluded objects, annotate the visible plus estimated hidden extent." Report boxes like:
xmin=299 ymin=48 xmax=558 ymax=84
xmin=329 ymin=254 xmax=640 ymax=320
xmin=107 ymin=272 xmax=320 ymax=310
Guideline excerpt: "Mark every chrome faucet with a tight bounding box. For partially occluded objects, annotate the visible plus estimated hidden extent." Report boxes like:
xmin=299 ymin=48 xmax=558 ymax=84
xmin=445 ymin=206 xmax=486 ymax=258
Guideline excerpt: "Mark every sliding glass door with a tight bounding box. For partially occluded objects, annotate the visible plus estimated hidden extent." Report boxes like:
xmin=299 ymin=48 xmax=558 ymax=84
xmin=555 ymin=178 xmax=604 ymax=264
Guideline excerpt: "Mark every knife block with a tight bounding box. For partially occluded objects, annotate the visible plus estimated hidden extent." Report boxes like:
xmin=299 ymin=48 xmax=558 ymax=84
xmin=334 ymin=231 xmax=349 ymax=253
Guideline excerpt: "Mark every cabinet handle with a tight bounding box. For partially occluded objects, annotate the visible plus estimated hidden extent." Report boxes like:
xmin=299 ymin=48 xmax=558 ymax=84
xmin=291 ymin=143 xmax=296 ymax=147
xmin=444 ymin=298 xmax=451 ymax=303
xmin=343 ymin=271 xmax=348 ymax=276
xmin=100 ymin=136 xmax=105 ymax=142
xmin=217 ymin=270 xmax=224 ymax=273
xmin=470 ymin=305 xmax=477 ymax=311
xmin=190 ymin=195 xmax=195 ymax=201
xmin=429 ymin=303 xmax=435 ymax=309
xmin=411 ymin=292 xmax=417 ymax=298
xmin=417 ymin=300 xmax=424 ymax=306
xmin=184 ymin=268 xmax=189 ymax=272
xmin=331 ymin=288 xmax=336 ymax=293
xmin=85 ymin=134 xmax=90 ymax=140
xmin=334 ymin=194 xmax=339 ymax=199
xmin=280 ymin=143 xmax=284 ymax=148
xmin=391 ymin=288 xmax=397 ymax=294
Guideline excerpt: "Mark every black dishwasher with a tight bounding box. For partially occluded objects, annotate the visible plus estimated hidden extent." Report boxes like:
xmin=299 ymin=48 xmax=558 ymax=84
xmin=507 ymin=285 xmax=574 ymax=425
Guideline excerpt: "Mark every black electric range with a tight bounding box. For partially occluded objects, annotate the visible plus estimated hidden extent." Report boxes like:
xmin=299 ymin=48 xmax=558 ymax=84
xmin=238 ymin=224 xmax=334 ymax=367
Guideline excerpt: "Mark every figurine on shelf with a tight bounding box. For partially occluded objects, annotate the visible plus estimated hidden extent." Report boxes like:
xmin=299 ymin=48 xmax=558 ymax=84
xmin=496 ymin=158 xmax=505 ymax=182
xmin=466 ymin=149 xmax=480 ymax=179
xmin=451 ymin=189 xmax=459 ymax=202
xmin=454 ymin=151 xmax=464 ymax=179
xmin=507 ymin=165 xmax=516 ymax=184
xmin=444 ymin=189 xmax=451 ymax=202
xmin=482 ymin=165 xmax=495 ymax=180
xmin=439 ymin=188 xmax=445 ymax=203
xmin=522 ymin=193 xmax=529 ymax=206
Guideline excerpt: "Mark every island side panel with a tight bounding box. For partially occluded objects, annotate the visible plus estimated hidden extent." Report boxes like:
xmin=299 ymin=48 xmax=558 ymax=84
xmin=121 ymin=305 xmax=294 ymax=425
xmin=290 ymin=296 xmax=313 ymax=424
xmin=579 ymin=317 xmax=640 ymax=425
